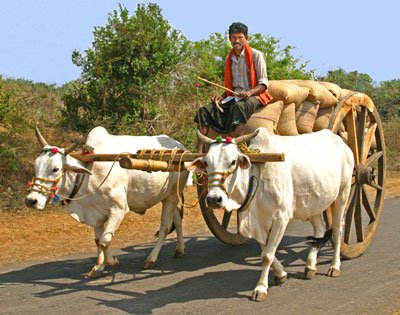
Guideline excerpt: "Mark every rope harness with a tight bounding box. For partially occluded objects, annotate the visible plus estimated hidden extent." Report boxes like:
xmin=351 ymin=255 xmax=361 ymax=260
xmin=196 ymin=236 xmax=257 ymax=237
xmin=193 ymin=140 xmax=261 ymax=212
xmin=207 ymin=164 xmax=239 ymax=195
xmin=28 ymin=152 xmax=123 ymax=205
xmin=28 ymin=171 xmax=65 ymax=199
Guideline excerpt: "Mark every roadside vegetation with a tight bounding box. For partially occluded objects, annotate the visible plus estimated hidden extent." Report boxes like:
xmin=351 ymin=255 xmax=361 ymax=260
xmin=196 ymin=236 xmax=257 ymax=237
xmin=1 ymin=3 xmax=399 ymax=209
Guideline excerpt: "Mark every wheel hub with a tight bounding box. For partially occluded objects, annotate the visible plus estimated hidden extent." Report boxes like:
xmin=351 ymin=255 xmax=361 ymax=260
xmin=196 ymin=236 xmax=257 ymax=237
xmin=355 ymin=165 xmax=376 ymax=185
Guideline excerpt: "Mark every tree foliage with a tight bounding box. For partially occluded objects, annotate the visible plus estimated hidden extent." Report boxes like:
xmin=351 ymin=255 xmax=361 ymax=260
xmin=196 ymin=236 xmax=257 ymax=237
xmin=373 ymin=79 xmax=400 ymax=117
xmin=320 ymin=68 xmax=374 ymax=94
xmin=62 ymin=3 xmax=190 ymax=133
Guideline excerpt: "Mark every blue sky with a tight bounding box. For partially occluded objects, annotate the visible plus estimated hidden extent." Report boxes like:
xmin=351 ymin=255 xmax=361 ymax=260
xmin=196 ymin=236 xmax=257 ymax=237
xmin=1 ymin=0 xmax=399 ymax=85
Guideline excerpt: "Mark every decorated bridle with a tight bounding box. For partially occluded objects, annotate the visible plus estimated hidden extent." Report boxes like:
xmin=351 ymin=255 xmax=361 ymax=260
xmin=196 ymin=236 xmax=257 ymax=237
xmin=28 ymin=127 xmax=83 ymax=203
xmin=205 ymin=136 xmax=240 ymax=195
xmin=196 ymin=130 xmax=259 ymax=196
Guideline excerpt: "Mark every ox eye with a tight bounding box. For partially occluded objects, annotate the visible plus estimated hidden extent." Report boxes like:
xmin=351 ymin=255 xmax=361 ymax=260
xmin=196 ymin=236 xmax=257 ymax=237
xmin=204 ymin=161 xmax=208 ymax=167
xmin=52 ymin=167 xmax=59 ymax=172
xmin=231 ymin=160 xmax=236 ymax=166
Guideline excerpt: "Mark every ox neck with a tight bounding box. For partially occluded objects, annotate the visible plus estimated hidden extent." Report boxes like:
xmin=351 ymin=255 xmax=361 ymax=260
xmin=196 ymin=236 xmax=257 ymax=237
xmin=57 ymin=159 xmax=87 ymax=204
xmin=61 ymin=173 xmax=85 ymax=205
xmin=228 ymin=164 xmax=260 ymax=212
xmin=227 ymin=165 xmax=250 ymax=204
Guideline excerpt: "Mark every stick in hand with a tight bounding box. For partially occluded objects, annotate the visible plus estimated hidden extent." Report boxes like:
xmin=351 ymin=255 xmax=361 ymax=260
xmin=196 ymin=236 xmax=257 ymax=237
xmin=197 ymin=77 xmax=240 ymax=96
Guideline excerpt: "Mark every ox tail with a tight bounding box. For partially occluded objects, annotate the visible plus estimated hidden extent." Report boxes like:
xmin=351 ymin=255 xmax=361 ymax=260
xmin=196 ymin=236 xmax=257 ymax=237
xmin=305 ymin=228 xmax=333 ymax=249
xmin=154 ymin=195 xmax=184 ymax=238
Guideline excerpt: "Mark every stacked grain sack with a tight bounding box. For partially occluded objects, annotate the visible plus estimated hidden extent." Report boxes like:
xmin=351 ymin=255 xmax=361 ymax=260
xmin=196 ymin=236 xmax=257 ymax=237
xmin=210 ymin=80 xmax=375 ymax=139
xmin=245 ymin=80 xmax=309 ymax=135
xmin=246 ymin=80 xmax=350 ymax=135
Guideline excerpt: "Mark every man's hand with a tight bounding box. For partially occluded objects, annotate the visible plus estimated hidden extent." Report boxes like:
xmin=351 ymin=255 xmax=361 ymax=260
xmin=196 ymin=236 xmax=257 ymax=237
xmin=211 ymin=95 xmax=224 ymax=103
xmin=238 ymin=90 xmax=252 ymax=100
xmin=239 ymin=84 xmax=266 ymax=100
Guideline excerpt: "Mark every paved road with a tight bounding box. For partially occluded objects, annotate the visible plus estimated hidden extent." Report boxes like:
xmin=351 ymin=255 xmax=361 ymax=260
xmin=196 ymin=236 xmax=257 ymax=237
xmin=1 ymin=197 xmax=399 ymax=314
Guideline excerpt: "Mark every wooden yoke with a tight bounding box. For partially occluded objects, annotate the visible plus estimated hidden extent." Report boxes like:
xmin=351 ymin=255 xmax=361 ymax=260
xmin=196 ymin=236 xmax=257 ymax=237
xmin=119 ymin=157 xmax=190 ymax=172
xmin=70 ymin=150 xmax=285 ymax=172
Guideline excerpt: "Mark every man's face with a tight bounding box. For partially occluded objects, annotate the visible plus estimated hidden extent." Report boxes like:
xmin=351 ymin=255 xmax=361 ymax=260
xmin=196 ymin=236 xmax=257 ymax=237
xmin=229 ymin=32 xmax=247 ymax=55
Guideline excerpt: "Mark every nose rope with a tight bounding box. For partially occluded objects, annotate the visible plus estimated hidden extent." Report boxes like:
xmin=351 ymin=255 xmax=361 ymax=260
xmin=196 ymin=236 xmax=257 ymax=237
xmin=28 ymin=172 xmax=65 ymax=199
xmin=207 ymin=164 xmax=239 ymax=196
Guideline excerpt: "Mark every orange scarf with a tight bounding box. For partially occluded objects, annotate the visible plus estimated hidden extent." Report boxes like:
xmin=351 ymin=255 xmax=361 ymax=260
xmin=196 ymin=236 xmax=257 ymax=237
xmin=224 ymin=43 xmax=272 ymax=105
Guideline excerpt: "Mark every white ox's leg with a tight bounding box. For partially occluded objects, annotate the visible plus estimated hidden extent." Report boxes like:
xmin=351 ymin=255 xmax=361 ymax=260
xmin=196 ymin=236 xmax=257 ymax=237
xmin=252 ymin=218 xmax=288 ymax=302
xmin=87 ymin=210 xmax=125 ymax=278
xmin=142 ymin=197 xmax=184 ymax=269
xmin=272 ymin=256 xmax=287 ymax=286
xmin=172 ymin=206 xmax=185 ymax=258
xmin=304 ymin=213 xmax=326 ymax=279
xmin=328 ymin=199 xmax=346 ymax=277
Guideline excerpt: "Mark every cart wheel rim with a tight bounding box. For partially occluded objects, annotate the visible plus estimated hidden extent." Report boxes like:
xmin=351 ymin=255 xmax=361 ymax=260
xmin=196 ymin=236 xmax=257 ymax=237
xmin=326 ymin=93 xmax=386 ymax=259
xmin=196 ymin=177 xmax=248 ymax=245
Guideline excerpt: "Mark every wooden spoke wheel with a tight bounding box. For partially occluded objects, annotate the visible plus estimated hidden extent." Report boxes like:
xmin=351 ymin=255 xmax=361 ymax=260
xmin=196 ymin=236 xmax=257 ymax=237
xmin=326 ymin=92 xmax=386 ymax=259
xmin=196 ymin=176 xmax=248 ymax=245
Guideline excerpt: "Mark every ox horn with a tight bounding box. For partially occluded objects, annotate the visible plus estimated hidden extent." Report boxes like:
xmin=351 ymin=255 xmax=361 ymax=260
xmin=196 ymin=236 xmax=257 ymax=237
xmin=64 ymin=135 xmax=84 ymax=155
xmin=35 ymin=126 xmax=49 ymax=148
xmin=196 ymin=130 xmax=214 ymax=144
xmin=233 ymin=129 xmax=259 ymax=145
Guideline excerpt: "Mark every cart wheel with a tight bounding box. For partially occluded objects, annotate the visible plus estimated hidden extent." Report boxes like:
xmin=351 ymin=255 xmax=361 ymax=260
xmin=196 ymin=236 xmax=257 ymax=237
xmin=326 ymin=92 xmax=386 ymax=259
xmin=196 ymin=178 xmax=248 ymax=245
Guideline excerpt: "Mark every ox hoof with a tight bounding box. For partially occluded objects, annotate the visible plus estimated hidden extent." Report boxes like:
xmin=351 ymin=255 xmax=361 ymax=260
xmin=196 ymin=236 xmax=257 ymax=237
xmin=106 ymin=257 xmax=119 ymax=267
xmin=173 ymin=249 xmax=184 ymax=258
xmin=274 ymin=274 xmax=287 ymax=286
xmin=87 ymin=266 xmax=105 ymax=278
xmin=304 ymin=267 xmax=317 ymax=279
xmin=142 ymin=259 xmax=156 ymax=269
xmin=250 ymin=290 xmax=268 ymax=302
xmin=327 ymin=267 xmax=341 ymax=277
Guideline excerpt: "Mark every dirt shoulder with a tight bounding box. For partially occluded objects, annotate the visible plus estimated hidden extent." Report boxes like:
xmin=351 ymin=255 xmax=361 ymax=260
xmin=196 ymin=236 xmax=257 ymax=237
xmin=1 ymin=172 xmax=399 ymax=268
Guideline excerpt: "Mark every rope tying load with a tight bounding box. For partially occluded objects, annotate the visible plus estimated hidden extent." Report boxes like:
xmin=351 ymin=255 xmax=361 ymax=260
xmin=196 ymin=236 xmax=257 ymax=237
xmin=120 ymin=149 xmax=189 ymax=173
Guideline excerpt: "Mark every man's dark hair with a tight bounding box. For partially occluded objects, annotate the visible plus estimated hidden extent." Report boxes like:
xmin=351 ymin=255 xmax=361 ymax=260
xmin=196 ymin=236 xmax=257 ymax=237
xmin=228 ymin=22 xmax=248 ymax=37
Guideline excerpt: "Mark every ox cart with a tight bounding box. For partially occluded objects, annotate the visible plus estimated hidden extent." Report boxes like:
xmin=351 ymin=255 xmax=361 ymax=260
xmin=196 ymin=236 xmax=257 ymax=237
xmin=71 ymin=80 xmax=386 ymax=260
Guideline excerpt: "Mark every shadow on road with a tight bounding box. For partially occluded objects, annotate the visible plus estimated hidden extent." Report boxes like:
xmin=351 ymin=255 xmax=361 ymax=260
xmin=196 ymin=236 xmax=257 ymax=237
xmin=0 ymin=233 xmax=333 ymax=313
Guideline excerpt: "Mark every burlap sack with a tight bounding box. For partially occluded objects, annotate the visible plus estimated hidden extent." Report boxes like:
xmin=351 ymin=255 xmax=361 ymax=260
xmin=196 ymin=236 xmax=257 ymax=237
xmin=318 ymin=82 xmax=344 ymax=100
xmin=268 ymin=80 xmax=309 ymax=107
xmin=285 ymin=80 xmax=339 ymax=108
xmin=295 ymin=101 xmax=319 ymax=134
xmin=313 ymin=107 xmax=334 ymax=131
xmin=277 ymin=102 xmax=299 ymax=136
xmin=245 ymin=100 xmax=283 ymax=134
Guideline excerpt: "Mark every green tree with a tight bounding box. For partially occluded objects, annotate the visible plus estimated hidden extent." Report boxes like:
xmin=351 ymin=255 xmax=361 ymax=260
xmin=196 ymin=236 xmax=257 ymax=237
xmin=373 ymin=79 xmax=400 ymax=118
xmin=62 ymin=3 xmax=190 ymax=134
xmin=320 ymin=68 xmax=374 ymax=94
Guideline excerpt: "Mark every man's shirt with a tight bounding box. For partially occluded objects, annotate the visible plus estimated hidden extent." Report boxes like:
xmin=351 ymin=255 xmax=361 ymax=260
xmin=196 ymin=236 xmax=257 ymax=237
xmin=222 ymin=47 xmax=268 ymax=104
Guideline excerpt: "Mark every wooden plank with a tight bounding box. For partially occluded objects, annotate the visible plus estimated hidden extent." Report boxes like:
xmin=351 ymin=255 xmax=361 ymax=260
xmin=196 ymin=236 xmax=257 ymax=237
xmin=70 ymin=151 xmax=285 ymax=163
xmin=346 ymin=107 xmax=360 ymax=166
xmin=362 ymin=123 xmax=377 ymax=164
xmin=118 ymin=158 xmax=190 ymax=172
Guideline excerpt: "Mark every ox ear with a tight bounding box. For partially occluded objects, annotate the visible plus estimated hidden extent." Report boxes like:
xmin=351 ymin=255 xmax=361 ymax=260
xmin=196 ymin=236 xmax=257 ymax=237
xmin=238 ymin=153 xmax=251 ymax=169
xmin=64 ymin=162 xmax=93 ymax=175
xmin=186 ymin=157 xmax=206 ymax=173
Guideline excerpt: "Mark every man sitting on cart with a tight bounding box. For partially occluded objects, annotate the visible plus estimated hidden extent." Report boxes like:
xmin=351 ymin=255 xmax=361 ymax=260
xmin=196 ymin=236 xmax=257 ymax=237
xmin=194 ymin=22 xmax=272 ymax=153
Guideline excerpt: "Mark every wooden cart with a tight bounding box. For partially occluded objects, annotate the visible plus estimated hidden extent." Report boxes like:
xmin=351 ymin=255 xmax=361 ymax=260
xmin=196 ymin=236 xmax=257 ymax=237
xmin=71 ymin=86 xmax=385 ymax=259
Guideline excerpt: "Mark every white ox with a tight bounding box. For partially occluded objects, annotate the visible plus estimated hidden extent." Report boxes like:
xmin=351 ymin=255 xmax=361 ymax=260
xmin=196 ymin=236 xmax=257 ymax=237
xmin=188 ymin=128 xmax=354 ymax=302
xmin=26 ymin=126 xmax=189 ymax=277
